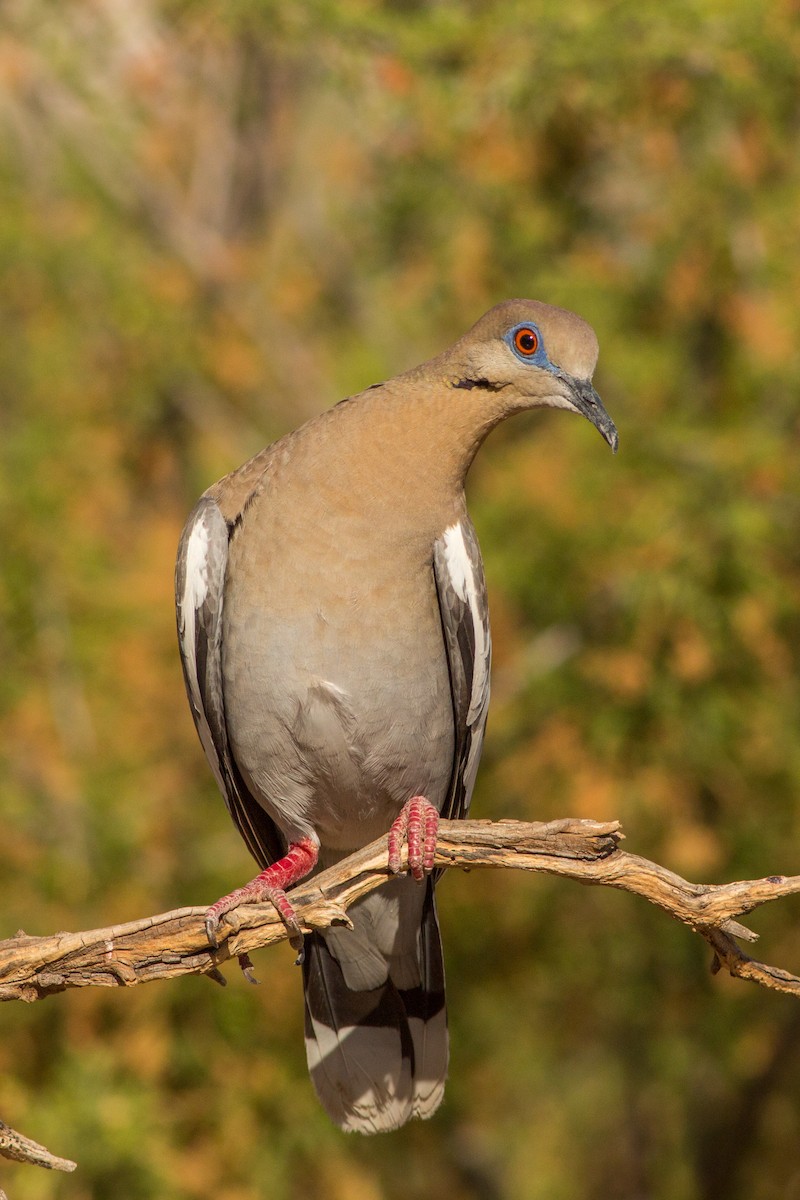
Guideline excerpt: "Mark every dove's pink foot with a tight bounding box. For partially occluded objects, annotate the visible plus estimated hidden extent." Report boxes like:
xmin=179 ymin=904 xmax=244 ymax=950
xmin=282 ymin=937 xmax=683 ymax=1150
xmin=388 ymin=796 xmax=439 ymax=881
xmin=205 ymin=837 xmax=318 ymax=954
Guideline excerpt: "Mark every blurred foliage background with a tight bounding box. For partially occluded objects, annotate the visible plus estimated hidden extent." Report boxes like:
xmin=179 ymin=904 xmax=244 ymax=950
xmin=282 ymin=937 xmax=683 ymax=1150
xmin=1 ymin=0 xmax=800 ymax=1197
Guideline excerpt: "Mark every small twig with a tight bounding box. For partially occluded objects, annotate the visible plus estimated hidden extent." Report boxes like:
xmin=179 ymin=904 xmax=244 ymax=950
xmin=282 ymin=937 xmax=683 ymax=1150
xmin=1 ymin=817 xmax=799 ymax=1004
xmin=0 ymin=1118 xmax=77 ymax=1173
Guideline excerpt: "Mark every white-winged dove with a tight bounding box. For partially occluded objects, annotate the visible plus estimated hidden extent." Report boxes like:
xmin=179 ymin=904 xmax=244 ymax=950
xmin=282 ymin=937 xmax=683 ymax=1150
xmin=175 ymin=299 xmax=617 ymax=1134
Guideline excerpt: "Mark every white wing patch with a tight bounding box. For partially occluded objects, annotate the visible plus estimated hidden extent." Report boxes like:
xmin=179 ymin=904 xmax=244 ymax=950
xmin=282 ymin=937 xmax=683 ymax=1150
xmin=442 ymin=521 xmax=490 ymax=724
xmin=183 ymin=515 xmax=212 ymax=609
xmin=176 ymin=501 xmax=229 ymax=799
xmin=179 ymin=515 xmax=210 ymax=707
xmin=441 ymin=522 xmax=472 ymax=602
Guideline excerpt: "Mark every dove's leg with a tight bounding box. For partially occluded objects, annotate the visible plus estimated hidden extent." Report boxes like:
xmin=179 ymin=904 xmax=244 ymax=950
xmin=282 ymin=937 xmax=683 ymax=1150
xmin=205 ymin=837 xmax=318 ymax=952
xmin=388 ymin=796 xmax=439 ymax=881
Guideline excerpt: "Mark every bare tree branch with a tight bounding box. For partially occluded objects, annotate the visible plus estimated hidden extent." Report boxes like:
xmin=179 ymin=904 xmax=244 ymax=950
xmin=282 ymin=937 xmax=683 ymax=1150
xmin=3 ymin=815 xmax=800 ymax=1180
xmin=2 ymin=817 xmax=800 ymax=1007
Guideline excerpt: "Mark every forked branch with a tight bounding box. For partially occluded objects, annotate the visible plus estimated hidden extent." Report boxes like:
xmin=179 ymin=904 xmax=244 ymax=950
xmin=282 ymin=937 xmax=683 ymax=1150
xmin=3 ymin=816 xmax=800 ymax=1180
xmin=3 ymin=817 xmax=800 ymax=1004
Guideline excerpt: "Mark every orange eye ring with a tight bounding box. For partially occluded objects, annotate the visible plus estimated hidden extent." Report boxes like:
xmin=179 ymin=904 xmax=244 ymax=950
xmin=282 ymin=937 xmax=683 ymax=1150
xmin=513 ymin=326 xmax=539 ymax=356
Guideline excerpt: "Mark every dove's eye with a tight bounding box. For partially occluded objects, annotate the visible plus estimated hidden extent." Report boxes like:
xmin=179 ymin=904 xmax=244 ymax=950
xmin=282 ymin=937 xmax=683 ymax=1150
xmin=513 ymin=327 xmax=539 ymax=356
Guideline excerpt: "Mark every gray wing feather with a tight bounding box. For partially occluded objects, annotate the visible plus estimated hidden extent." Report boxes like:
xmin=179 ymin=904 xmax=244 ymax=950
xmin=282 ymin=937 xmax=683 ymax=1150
xmin=175 ymin=496 xmax=283 ymax=868
xmin=433 ymin=517 xmax=491 ymax=824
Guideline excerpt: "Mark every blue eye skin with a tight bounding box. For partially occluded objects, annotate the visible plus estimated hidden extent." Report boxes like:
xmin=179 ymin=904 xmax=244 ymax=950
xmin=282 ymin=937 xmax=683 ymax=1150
xmin=505 ymin=322 xmax=554 ymax=369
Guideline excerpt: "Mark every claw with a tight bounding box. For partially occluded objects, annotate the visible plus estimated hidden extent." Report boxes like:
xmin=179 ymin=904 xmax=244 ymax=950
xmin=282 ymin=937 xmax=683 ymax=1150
xmin=238 ymin=953 xmax=260 ymax=985
xmin=205 ymin=913 xmax=220 ymax=950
